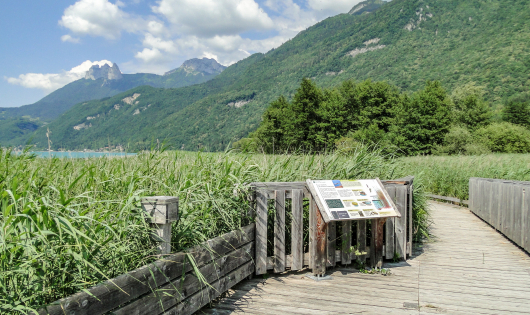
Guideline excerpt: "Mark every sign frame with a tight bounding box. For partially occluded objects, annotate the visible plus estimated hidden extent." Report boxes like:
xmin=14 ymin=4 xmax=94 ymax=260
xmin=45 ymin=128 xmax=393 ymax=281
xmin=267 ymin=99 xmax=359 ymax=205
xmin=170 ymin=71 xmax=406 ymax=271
xmin=306 ymin=178 xmax=401 ymax=224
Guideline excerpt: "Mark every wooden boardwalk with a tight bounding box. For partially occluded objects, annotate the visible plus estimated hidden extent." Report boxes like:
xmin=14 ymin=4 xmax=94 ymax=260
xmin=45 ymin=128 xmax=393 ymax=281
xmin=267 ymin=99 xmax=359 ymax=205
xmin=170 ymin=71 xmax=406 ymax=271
xmin=201 ymin=201 xmax=530 ymax=314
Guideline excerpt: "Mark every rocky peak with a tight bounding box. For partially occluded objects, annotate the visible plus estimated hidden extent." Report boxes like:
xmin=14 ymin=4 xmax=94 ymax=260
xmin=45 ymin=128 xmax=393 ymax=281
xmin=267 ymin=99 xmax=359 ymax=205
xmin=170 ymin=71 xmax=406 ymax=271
xmin=348 ymin=0 xmax=386 ymax=15
xmin=85 ymin=63 xmax=123 ymax=80
xmin=164 ymin=58 xmax=226 ymax=76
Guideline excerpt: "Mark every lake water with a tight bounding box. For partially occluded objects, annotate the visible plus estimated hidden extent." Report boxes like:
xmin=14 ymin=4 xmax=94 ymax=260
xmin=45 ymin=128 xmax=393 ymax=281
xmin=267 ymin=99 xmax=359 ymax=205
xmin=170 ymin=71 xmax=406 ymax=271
xmin=27 ymin=151 xmax=137 ymax=158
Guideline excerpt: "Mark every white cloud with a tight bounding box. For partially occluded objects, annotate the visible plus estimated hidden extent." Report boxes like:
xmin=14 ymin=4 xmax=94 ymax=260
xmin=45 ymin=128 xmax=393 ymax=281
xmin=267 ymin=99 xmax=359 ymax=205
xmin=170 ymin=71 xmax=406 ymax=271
xmin=59 ymin=0 xmax=143 ymax=39
xmin=61 ymin=34 xmax=81 ymax=43
xmin=152 ymin=0 xmax=274 ymax=37
xmin=6 ymin=60 xmax=112 ymax=93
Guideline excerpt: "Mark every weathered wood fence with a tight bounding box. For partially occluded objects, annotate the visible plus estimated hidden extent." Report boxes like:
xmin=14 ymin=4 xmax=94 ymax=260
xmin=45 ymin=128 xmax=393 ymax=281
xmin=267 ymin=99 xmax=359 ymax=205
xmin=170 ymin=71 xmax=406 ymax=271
xmin=469 ymin=177 xmax=530 ymax=253
xmin=252 ymin=176 xmax=414 ymax=276
xmin=37 ymin=177 xmax=414 ymax=314
xmin=36 ymin=225 xmax=255 ymax=315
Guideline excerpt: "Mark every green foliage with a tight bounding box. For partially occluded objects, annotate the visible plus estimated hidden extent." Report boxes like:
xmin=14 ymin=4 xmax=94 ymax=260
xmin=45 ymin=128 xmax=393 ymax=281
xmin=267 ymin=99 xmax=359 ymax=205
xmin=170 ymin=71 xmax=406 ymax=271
xmin=451 ymin=83 xmax=492 ymax=130
xmin=502 ymin=100 xmax=530 ymax=128
xmin=10 ymin=0 xmax=530 ymax=151
xmin=394 ymin=153 xmax=530 ymax=200
xmin=474 ymin=122 xmax=530 ymax=153
xmin=0 ymin=147 xmax=410 ymax=313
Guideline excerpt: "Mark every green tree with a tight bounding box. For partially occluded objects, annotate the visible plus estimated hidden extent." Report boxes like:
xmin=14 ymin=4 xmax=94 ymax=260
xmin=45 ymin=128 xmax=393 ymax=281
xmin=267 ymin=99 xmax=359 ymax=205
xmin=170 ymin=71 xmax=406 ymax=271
xmin=451 ymin=83 xmax=492 ymax=130
xmin=502 ymin=101 xmax=530 ymax=128
xmin=396 ymin=81 xmax=454 ymax=155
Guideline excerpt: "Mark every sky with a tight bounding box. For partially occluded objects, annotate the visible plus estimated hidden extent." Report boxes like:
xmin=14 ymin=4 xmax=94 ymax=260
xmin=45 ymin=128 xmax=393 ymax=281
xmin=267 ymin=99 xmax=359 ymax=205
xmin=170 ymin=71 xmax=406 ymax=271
xmin=1 ymin=0 xmax=368 ymax=108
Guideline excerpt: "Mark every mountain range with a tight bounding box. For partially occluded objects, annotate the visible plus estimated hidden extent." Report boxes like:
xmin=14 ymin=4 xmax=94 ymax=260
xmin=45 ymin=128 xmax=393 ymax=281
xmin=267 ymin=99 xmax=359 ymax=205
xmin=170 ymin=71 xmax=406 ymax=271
xmin=3 ymin=0 xmax=530 ymax=151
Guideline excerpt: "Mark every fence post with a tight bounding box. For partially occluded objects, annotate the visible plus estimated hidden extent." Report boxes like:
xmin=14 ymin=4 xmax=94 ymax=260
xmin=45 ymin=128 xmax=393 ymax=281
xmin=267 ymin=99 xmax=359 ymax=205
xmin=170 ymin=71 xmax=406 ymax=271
xmin=141 ymin=196 xmax=179 ymax=255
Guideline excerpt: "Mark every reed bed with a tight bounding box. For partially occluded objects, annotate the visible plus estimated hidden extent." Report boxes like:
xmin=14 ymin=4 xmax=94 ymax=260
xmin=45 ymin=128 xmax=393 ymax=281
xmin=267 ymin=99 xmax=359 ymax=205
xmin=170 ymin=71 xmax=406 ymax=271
xmin=395 ymin=154 xmax=530 ymax=200
xmin=1 ymin=146 xmax=423 ymax=313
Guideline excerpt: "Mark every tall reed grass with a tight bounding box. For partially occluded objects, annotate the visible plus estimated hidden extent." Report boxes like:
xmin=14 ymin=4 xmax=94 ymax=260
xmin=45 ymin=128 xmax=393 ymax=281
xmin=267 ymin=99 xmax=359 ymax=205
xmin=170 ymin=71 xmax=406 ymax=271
xmin=394 ymin=154 xmax=530 ymax=200
xmin=0 ymin=146 xmax=422 ymax=313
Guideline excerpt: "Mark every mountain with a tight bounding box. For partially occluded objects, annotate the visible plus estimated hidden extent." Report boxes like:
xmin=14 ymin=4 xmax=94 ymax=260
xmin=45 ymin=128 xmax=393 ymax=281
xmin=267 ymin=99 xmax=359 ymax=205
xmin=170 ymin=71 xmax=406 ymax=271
xmin=0 ymin=58 xmax=226 ymax=121
xmin=18 ymin=0 xmax=530 ymax=151
xmin=349 ymin=0 xmax=386 ymax=15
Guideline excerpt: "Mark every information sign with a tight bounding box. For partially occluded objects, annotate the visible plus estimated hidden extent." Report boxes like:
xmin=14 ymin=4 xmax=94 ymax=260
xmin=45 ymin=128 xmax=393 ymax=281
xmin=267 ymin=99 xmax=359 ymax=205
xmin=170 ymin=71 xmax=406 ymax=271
xmin=307 ymin=178 xmax=400 ymax=222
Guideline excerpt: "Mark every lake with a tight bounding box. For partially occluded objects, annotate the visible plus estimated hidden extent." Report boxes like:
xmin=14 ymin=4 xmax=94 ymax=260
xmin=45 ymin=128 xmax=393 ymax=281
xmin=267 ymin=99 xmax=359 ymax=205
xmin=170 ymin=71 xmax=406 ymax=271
xmin=27 ymin=151 xmax=137 ymax=158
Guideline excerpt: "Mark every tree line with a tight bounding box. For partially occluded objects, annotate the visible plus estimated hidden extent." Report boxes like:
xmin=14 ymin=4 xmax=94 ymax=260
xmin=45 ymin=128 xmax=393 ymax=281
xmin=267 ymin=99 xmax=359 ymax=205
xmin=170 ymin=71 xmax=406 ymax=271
xmin=234 ymin=78 xmax=530 ymax=155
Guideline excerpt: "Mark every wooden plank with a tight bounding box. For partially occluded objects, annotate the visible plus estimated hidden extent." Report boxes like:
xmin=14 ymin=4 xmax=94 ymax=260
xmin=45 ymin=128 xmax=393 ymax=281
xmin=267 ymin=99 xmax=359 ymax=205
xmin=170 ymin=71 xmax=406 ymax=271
xmin=370 ymin=218 xmax=385 ymax=269
xmin=427 ymin=194 xmax=463 ymax=204
xmin=341 ymin=221 xmax=352 ymax=265
xmin=492 ymin=180 xmax=502 ymax=230
xmin=394 ymin=185 xmax=407 ymax=260
xmin=384 ymin=185 xmax=396 ymax=259
xmin=522 ymin=185 xmax=530 ymax=253
xmin=408 ymin=184 xmax=413 ymax=257
xmin=274 ymin=190 xmax=286 ymax=273
xmin=356 ymin=220 xmax=367 ymax=265
xmin=114 ymin=242 xmax=254 ymax=315
xmin=513 ymin=183 xmax=523 ymax=248
xmin=291 ymin=189 xmax=304 ymax=271
xmin=255 ymin=190 xmax=268 ymax=275
xmin=505 ymin=182 xmax=514 ymax=240
xmin=37 ymin=224 xmax=254 ymax=315
xmin=163 ymin=261 xmax=255 ymax=315
xmin=312 ymin=201 xmax=327 ymax=276
xmin=250 ymin=182 xmax=306 ymax=190
xmin=327 ymin=222 xmax=336 ymax=267
xmin=309 ymin=196 xmax=316 ymax=270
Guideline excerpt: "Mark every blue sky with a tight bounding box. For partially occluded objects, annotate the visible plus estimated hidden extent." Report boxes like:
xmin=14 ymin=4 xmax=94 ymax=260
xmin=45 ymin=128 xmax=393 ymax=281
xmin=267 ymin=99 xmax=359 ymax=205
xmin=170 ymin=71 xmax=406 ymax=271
xmin=1 ymin=0 xmax=367 ymax=108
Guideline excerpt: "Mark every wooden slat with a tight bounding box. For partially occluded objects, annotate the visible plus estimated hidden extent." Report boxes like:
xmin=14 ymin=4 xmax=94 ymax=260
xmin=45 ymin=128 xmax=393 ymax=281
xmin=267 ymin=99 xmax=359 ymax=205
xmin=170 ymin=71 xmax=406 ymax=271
xmin=37 ymin=224 xmax=255 ymax=315
xmin=114 ymin=242 xmax=254 ymax=315
xmin=163 ymin=260 xmax=255 ymax=315
xmin=356 ymin=220 xmax=367 ymax=265
xmin=492 ymin=180 xmax=502 ymax=230
xmin=312 ymin=200 xmax=327 ymax=276
xmin=370 ymin=218 xmax=385 ymax=269
xmin=341 ymin=221 xmax=352 ymax=265
xmin=524 ymin=186 xmax=530 ymax=252
xmin=255 ymin=190 xmax=268 ymax=275
xmin=408 ymin=184 xmax=413 ymax=257
xmin=384 ymin=184 xmax=396 ymax=259
xmin=513 ymin=184 xmax=523 ymax=248
xmin=327 ymin=222 xmax=336 ymax=267
xmin=274 ymin=190 xmax=286 ymax=273
xmin=395 ymin=185 xmax=407 ymax=260
xmin=309 ymin=196 xmax=316 ymax=270
xmin=291 ymin=189 xmax=304 ymax=271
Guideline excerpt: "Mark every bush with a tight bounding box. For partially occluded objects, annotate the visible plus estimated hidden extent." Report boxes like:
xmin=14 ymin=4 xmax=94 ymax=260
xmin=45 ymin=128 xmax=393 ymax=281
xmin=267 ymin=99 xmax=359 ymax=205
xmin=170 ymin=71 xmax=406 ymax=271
xmin=474 ymin=122 xmax=530 ymax=153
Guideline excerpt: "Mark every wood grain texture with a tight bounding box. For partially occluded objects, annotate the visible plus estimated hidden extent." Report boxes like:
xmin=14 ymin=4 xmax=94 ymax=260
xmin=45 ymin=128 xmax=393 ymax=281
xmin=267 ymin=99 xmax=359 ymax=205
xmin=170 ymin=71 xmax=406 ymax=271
xmin=37 ymin=224 xmax=254 ymax=315
xmin=291 ymin=189 xmax=304 ymax=271
xmin=327 ymin=222 xmax=336 ymax=267
xmin=356 ymin=220 xmax=367 ymax=265
xmin=370 ymin=218 xmax=385 ymax=269
xmin=383 ymin=185 xmax=396 ymax=259
xmin=274 ymin=190 xmax=286 ymax=273
xmin=207 ymin=201 xmax=530 ymax=315
xmin=255 ymin=190 xmax=268 ymax=275
xmin=341 ymin=221 xmax=351 ymax=265
xmin=313 ymin=201 xmax=327 ymax=276
xmin=394 ymin=185 xmax=407 ymax=260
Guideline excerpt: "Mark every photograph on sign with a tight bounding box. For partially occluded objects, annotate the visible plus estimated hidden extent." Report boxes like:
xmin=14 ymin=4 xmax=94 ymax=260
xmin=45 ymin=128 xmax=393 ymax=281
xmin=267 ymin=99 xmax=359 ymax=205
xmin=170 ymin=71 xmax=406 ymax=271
xmin=308 ymin=179 xmax=399 ymax=221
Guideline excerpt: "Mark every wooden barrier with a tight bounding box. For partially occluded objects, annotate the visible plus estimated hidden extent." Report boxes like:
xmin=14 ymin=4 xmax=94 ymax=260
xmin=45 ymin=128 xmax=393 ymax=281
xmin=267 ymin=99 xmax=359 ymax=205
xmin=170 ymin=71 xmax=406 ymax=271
xmin=251 ymin=177 xmax=414 ymax=275
xmin=36 ymin=224 xmax=255 ymax=315
xmin=469 ymin=177 xmax=530 ymax=253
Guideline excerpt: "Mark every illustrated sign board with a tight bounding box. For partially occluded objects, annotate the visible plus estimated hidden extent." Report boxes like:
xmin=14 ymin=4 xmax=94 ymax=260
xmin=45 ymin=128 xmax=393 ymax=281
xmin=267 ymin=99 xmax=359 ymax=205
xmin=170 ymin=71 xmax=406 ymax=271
xmin=307 ymin=178 xmax=400 ymax=222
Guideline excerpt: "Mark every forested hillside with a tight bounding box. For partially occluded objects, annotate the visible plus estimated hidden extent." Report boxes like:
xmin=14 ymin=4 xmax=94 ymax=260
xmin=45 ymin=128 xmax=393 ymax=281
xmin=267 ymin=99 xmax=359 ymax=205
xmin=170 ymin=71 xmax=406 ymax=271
xmin=21 ymin=0 xmax=530 ymax=151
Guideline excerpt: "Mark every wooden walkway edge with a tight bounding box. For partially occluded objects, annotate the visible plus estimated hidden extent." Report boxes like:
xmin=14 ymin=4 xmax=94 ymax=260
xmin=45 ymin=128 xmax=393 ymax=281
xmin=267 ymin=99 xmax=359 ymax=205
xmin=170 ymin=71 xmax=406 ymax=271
xmin=200 ymin=201 xmax=530 ymax=315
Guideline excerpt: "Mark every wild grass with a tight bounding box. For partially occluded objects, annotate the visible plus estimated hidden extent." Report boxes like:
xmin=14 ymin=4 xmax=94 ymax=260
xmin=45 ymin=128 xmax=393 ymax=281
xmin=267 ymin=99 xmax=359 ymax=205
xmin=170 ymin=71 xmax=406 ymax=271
xmin=394 ymin=154 xmax=530 ymax=200
xmin=0 ymin=146 xmax=424 ymax=313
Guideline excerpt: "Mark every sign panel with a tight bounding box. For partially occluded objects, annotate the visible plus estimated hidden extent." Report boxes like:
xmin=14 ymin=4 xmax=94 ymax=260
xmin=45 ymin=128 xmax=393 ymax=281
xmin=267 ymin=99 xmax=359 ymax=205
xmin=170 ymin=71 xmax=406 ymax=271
xmin=308 ymin=178 xmax=400 ymax=221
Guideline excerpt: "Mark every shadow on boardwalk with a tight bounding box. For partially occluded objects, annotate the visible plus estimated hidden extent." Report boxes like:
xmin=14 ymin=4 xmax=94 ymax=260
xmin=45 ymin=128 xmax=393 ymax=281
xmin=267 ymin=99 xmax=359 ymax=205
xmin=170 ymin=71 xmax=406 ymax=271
xmin=200 ymin=202 xmax=530 ymax=315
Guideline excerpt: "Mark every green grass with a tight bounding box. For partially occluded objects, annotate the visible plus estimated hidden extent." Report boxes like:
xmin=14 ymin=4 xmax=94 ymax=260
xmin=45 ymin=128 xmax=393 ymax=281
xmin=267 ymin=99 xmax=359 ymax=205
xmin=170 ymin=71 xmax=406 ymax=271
xmin=394 ymin=154 xmax=530 ymax=200
xmin=2 ymin=145 xmax=424 ymax=313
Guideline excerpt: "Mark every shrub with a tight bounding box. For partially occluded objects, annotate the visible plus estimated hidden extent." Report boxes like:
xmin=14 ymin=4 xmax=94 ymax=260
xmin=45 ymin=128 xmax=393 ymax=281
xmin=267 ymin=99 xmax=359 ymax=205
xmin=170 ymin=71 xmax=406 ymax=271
xmin=474 ymin=122 xmax=530 ymax=153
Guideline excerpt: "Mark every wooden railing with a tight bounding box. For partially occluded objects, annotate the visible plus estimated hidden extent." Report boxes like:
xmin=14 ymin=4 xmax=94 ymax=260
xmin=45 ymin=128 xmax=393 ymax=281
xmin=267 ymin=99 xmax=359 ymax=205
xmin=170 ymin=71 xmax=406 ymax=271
xmin=37 ymin=176 xmax=414 ymax=314
xmin=252 ymin=177 xmax=414 ymax=276
xmin=469 ymin=177 xmax=530 ymax=253
xmin=36 ymin=225 xmax=255 ymax=315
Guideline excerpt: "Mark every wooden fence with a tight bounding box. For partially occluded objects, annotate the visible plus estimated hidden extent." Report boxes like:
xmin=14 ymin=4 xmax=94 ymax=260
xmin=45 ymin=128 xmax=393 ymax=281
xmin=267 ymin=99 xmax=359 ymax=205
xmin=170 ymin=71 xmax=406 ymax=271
xmin=469 ymin=177 xmax=530 ymax=253
xmin=37 ymin=177 xmax=414 ymax=314
xmin=36 ymin=225 xmax=255 ymax=315
xmin=252 ymin=177 xmax=414 ymax=276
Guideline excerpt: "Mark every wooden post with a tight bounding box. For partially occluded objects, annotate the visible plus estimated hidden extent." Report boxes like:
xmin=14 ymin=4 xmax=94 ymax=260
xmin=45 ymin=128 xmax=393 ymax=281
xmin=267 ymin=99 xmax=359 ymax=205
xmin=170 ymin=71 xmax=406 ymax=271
xmin=370 ymin=218 xmax=386 ymax=269
xmin=311 ymin=197 xmax=327 ymax=276
xmin=274 ymin=190 xmax=286 ymax=273
xmin=141 ymin=196 xmax=179 ymax=255
xmin=356 ymin=220 xmax=367 ymax=265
